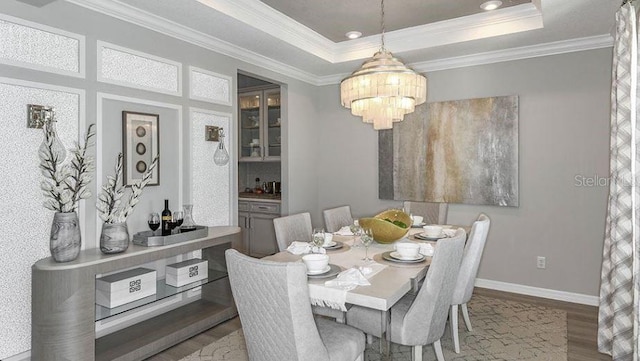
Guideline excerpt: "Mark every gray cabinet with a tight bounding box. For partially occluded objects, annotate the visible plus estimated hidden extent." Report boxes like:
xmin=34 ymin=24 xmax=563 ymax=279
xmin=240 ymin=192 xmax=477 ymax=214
xmin=238 ymin=88 xmax=281 ymax=162
xmin=31 ymin=227 xmax=241 ymax=361
xmin=238 ymin=200 xmax=280 ymax=257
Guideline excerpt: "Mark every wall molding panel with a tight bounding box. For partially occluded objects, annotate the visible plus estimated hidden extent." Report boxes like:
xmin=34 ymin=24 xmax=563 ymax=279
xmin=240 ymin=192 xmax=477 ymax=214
xmin=0 ymin=76 xmax=85 ymax=360
xmin=189 ymin=107 xmax=234 ymax=226
xmin=0 ymin=13 xmax=85 ymax=78
xmin=189 ymin=66 xmax=233 ymax=106
xmin=97 ymin=41 xmax=183 ymax=96
xmin=95 ymin=92 xmax=184 ymax=244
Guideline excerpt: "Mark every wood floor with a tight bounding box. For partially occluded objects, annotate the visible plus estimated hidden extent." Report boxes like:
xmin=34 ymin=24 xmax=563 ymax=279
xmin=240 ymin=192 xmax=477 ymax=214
xmin=146 ymin=288 xmax=612 ymax=361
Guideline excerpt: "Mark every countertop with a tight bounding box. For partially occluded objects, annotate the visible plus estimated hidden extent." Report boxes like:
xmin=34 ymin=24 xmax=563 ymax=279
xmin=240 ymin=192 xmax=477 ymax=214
xmin=238 ymin=192 xmax=281 ymax=203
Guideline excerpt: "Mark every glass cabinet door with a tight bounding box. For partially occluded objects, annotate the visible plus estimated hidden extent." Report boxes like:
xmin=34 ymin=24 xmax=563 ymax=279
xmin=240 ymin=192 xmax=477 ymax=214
xmin=239 ymin=91 xmax=262 ymax=160
xmin=264 ymin=89 xmax=281 ymax=160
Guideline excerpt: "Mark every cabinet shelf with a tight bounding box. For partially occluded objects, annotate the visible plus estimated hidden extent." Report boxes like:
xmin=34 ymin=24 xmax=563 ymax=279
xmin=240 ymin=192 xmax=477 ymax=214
xmin=242 ymin=126 xmax=260 ymax=130
xmin=95 ymin=270 xmax=228 ymax=322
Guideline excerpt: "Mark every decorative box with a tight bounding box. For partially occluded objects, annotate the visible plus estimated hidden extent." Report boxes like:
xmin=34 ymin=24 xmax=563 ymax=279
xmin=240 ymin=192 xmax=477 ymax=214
xmin=166 ymin=258 xmax=208 ymax=287
xmin=96 ymin=268 xmax=157 ymax=308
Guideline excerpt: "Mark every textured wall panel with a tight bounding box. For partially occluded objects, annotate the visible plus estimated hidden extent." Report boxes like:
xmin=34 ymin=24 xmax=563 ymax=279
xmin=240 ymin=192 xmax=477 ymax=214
xmin=98 ymin=42 xmax=181 ymax=95
xmin=190 ymin=67 xmax=232 ymax=105
xmin=0 ymin=80 xmax=79 ymax=359
xmin=0 ymin=15 xmax=83 ymax=77
xmin=190 ymin=109 xmax=231 ymax=226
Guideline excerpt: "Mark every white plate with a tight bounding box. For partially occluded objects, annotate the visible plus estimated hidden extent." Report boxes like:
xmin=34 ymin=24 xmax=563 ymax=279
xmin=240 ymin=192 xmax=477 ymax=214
xmin=390 ymin=251 xmax=424 ymax=261
xmin=322 ymin=241 xmax=337 ymax=248
xmin=417 ymin=232 xmax=445 ymax=240
xmin=411 ymin=222 xmax=426 ymax=228
xmin=307 ymin=265 xmax=331 ymax=275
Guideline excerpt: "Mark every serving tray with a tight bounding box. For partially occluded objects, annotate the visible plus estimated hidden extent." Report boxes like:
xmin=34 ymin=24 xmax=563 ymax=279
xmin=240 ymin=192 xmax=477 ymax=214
xmin=132 ymin=226 xmax=208 ymax=247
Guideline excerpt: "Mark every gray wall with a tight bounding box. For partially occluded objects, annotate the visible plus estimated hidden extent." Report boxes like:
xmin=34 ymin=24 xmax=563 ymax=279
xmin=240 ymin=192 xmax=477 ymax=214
xmin=314 ymin=48 xmax=612 ymax=297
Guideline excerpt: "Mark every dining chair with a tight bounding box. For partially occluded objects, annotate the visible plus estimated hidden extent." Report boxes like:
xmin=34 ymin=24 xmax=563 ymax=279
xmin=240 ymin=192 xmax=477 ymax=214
xmin=323 ymin=205 xmax=354 ymax=233
xmin=225 ymin=249 xmax=366 ymax=361
xmin=273 ymin=212 xmax=312 ymax=251
xmin=272 ymin=212 xmax=348 ymax=322
xmin=450 ymin=213 xmax=491 ymax=353
xmin=403 ymin=201 xmax=448 ymax=225
xmin=346 ymin=229 xmax=466 ymax=361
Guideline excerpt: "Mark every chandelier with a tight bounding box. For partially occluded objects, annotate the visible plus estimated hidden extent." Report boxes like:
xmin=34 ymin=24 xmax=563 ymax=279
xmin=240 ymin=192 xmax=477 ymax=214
xmin=340 ymin=0 xmax=427 ymax=130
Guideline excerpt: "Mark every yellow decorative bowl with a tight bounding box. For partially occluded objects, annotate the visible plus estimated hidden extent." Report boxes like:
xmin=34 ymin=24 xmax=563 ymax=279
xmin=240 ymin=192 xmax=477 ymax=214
xmin=358 ymin=209 xmax=411 ymax=244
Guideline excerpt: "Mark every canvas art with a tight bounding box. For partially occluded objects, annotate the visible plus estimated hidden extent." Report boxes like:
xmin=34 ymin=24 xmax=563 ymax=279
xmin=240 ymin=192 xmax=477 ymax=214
xmin=379 ymin=95 xmax=519 ymax=207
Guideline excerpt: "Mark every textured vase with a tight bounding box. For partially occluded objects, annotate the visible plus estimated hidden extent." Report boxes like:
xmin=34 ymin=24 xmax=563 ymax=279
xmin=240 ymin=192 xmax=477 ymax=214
xmin=50 ymin=211 xmax=81 ymax=262
xmin=100 ymin=222 xmax=130 ymax=254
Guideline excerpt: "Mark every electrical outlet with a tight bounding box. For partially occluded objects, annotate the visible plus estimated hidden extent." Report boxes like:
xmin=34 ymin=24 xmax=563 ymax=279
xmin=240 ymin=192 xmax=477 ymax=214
xmin=537 ymin=256 xmax=546 ymax=269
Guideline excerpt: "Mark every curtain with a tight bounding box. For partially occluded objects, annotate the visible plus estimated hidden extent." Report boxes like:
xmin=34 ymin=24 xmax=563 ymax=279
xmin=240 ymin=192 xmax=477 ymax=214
xmin=598 ymin=2 xmax=640 ymax=360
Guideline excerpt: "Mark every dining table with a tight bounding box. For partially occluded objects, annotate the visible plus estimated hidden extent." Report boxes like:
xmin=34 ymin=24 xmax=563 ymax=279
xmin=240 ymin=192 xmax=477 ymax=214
xmin=262 ymin=224 xmax=469 ymax=355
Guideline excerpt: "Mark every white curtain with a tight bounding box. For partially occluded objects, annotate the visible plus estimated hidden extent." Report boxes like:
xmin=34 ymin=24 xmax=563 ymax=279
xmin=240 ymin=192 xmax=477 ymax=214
xmin=598 ymin=2 xmax=640 ymax=360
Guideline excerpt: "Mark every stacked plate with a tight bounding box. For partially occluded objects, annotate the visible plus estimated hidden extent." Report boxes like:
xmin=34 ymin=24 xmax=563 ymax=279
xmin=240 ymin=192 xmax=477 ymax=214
xmin=322 ymin=241 xmax=344 ymax=250
xmin=307 ymin=264 xmax=341 ymax=278
xmin=414 ymin=232 xmax=447 ymax=241
xmin=381 ymin=251 xmax=426 ymax=263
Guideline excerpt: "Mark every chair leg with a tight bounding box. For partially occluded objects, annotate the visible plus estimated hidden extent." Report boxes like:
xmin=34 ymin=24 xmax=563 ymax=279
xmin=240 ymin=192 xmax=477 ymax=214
xmin=433 ymin=339 xmax=445 ymax=361
xmin=411 ymin=345 xmax=422 ymax=361
xmin=451 ymin=304 xmax=460 ymax=353
xmin=461 ymin=303 xmax=473 ymax=332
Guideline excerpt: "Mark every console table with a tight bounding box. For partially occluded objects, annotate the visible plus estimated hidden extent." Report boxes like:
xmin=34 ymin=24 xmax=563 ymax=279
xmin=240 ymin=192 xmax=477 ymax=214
xmin=31 ymin=226 xmax=240 ymax=361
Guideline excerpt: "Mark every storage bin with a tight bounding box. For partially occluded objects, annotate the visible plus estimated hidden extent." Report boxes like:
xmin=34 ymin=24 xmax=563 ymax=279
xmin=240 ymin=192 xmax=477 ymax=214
xmin=96 ymin=267 xmax=157 ymax=308
xmin=166 ymin=258 xmax=208 ymax=287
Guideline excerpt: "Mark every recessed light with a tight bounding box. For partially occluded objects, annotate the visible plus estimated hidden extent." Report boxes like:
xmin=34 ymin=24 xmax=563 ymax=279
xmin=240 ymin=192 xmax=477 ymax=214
xmin=345 ymin=31 xmax=362 ymax=40
xmin=480 ymin=0 xmax=502 ymax=11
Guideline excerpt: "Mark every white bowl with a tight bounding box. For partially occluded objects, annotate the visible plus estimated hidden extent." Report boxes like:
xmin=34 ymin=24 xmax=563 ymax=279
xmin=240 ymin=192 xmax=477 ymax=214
xmin=302 ymin=254 xmax=329 ymax=273
xmin=423 ymin=225 xmax=443 ymax=237
xmin=394 ymin=242 xmax=421 ymax=259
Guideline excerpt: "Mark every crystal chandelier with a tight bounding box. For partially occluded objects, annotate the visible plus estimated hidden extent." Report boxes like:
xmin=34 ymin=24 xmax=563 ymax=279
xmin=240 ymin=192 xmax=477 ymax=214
xmin=340 ymin=0 xmax=427 ymax=130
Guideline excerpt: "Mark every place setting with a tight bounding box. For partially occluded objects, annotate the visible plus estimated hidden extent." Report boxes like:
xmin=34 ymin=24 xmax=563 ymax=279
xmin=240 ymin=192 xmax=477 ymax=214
xmin=302 ymin=254 xmax=342 ymax=279
xmin=413 ymin=224 xmax=454 ymax=241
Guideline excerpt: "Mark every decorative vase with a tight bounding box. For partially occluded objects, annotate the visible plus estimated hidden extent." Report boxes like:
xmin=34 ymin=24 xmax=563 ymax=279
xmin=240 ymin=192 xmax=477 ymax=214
xmin=50 ymin=211 xmax=81 ymax=262
xmin=100 ymin=222 xmax=130 ymax=254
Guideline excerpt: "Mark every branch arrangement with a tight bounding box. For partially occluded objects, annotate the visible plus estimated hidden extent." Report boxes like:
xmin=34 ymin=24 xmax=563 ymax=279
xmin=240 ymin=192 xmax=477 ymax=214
xmin=39 ymin=123 xmax=95 ymax=213
xmin=97 ymin=153 xmax=159 ymax=224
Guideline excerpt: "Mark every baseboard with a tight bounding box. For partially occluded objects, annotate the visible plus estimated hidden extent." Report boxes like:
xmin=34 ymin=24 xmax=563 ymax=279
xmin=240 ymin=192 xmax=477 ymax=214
xmin=4 ymin=350 xmax=30 ymax=361
xmin=475 ymin=278 xmax=599 ymax=306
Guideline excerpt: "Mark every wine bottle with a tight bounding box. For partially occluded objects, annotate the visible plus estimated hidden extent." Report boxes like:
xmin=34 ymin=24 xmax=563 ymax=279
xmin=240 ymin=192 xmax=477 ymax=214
xmin=161 ymin=199 xmax=172 ymax=236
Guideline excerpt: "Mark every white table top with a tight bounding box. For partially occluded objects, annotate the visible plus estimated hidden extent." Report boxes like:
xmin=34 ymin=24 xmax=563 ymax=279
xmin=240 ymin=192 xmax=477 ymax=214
xmin=263 ymin=229 xmax=438 ymax=311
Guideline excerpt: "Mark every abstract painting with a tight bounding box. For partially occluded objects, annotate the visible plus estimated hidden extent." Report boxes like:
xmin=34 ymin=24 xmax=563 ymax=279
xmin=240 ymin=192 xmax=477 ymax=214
xmin=379 ymin=95 xmax=518 ymax=207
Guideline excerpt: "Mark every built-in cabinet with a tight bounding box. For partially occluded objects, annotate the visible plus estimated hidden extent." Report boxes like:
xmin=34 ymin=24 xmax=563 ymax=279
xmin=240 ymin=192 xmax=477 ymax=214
xmin=238 ymin=200 xmax=280 ymax=257
xmin=31 ymin=227 xmax=240 ymax=361
xmin=238 ymin=88 xmax=281 ymax=162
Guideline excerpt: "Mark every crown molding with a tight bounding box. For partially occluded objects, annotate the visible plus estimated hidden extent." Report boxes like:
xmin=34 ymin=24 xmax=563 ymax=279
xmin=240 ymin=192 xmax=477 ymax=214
xmin=65 ymin=0 xmax=319 ymax=84
xmin=64 ymin=0 xmax=613 ymax=87
xmin=317 ymin=34 xmax=614 ymax=86
xmin=333 ymin=3 xmax=543 ymax=62
xmin=196 ymin=0 xmax=335 ymax=62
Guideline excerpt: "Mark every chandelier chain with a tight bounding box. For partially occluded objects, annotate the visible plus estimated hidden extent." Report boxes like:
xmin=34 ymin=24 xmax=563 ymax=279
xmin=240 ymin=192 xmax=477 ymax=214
xmin=380 ymin=0 xmax=386 ymax=51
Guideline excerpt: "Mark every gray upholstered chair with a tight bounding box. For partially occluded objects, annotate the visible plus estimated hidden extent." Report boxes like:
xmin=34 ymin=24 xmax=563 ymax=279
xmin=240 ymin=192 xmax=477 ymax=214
xmin=346 ymin=229 xmax=466 ymax=361
xmin=403 ymin=201 xmax=448 ymax=225
xmin=225 ymin=249 xmax=365 ymax=361
xmin=323 ymin=205 xmax=354 ymax=233
xmin=273 ymin=212 xmax=312 ymax=252
xmin=450 ymin=213 xmax=490 ymax=353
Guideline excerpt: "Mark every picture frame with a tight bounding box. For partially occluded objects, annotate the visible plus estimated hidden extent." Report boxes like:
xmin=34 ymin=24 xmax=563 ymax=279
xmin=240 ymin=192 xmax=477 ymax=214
xmin=122 ymin=111 xmax=160 ymax=186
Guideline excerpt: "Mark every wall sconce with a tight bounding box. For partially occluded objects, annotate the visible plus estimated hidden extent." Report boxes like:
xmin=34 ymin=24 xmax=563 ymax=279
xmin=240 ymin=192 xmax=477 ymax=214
xmin=205 ymin=126 xmax=230 ymax=166
xmin=28 ymin=105 xmax=67 ymax=161
xmin=27 ymin=104 xmax=54 ymax=129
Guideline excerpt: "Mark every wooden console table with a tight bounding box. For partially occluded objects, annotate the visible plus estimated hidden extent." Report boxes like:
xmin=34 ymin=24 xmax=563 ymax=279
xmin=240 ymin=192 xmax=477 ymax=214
xmin=31 ymin=226 xmax=240 ymax=361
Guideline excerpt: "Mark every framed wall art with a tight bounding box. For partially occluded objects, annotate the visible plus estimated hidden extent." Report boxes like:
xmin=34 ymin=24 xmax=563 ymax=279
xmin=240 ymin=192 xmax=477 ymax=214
xmin=122 ymin=111 xmax=159 ymax=186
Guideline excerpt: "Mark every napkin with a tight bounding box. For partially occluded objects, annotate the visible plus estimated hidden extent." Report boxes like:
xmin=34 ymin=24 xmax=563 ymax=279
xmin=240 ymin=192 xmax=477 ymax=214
xmin=286 ymin=242 xmax=327 ymax=255
xmin=419 ymin=243 xmax=434 ymax=257
xmin=443 ymin=229 xmax=457 ymax=237
xmin=324 ymin=268 xmax=371 ymax=291
xmin=334 ymin=226 xmax=354 ymax=236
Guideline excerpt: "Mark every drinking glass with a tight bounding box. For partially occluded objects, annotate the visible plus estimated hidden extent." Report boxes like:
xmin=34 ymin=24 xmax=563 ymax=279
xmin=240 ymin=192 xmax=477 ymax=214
xmin=173 ymin=211 xmax=184 ymax=228
xmin=361 ymin=228 xmax=374 ymax=262
xmin=312 ymin=228 xmax=325 ymax=252
xmin=148 ymin=213 xmax=160 ymax=234
xmin=349 ymin=221 xmax=362 ymax=247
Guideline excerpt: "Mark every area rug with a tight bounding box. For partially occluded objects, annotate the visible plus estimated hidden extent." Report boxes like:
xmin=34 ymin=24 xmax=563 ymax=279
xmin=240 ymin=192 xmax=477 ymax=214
xmin=179 ymin=295 xmax=567 ymax=361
